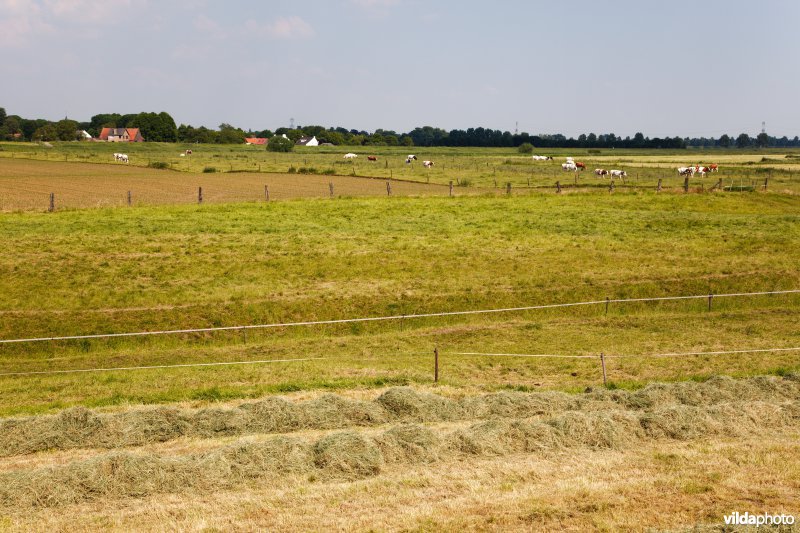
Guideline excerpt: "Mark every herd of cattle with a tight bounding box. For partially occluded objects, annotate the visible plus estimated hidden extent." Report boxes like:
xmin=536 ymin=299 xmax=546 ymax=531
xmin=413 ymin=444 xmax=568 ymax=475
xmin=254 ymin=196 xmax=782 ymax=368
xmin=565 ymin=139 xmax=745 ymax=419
xmin=537 ymin=155 xmax=719 ymax=180
xmin=111 ymin=151 xmax=719 ymax=180
xmin=343 ymin=153 xmax=435 ymax=168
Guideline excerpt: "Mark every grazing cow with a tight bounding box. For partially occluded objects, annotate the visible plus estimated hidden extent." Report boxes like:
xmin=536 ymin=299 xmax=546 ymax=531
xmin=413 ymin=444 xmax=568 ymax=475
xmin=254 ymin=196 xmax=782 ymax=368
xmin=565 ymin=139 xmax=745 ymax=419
xmin=423 ymin=160 xmax=434 ymax=168
xmin=562 ymin=162 xmax=577 ymax=171
xmin=575 ymin=162 xmax=586 ymax=171
xmin=677 ymin=167 xmax=694 ymax=177
xmin=565 ymin=157 xmax=574 ymax=162
xmin=367 ymin=156 xmax=377 ymax=161
xmin=343 ymin=153 xmax=358 ymax=159
xmin=532 ymin=155 xmax=553 ymax=161
xmin=114 ymin=153 xmax=129 ymax=163
xmin=709 ymin=164 xmax=719 ymax=172
xmin=610 ymin=169 xmax=626 ymax=179
xmin=694 ymin=165 xmax=712 ymax=177
xmin=185 ymin=149 xmax=192 ymax=155
xmin=405 ymin=154 xmax=417 ymax=164
xmin=594 ymin=168 xmax=609 ymax=177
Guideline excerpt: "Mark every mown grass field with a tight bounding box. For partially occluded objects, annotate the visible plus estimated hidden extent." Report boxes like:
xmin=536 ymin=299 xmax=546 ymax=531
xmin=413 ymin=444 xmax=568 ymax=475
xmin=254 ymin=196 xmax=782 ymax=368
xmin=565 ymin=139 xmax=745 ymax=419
xmin=1 ymin=145 xmax=798 ymax=531
xmin=1 ymin=191 xmax=799 ymax=415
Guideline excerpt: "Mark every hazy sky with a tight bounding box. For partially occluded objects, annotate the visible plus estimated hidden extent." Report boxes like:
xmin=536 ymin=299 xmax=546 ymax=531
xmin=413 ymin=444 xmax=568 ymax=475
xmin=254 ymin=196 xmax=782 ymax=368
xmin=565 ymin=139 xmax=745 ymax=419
xmin=2 ymin=0 xmax=798 ymax=138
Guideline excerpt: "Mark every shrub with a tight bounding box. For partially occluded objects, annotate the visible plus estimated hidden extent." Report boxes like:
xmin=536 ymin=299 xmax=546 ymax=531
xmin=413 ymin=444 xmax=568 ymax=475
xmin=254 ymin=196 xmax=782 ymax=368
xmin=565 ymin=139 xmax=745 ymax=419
xmin=148 ymin=161 xmax=169 ymax=169
xmin=267 ymin=136 xmax=294 ymax=153
xmin=587 ymin=149 xmax=601 ymax=155
xmin=322 ymin=168 xmax=335 ymax=175
xmin=288 ymin=166 xmax=297 ymax=174
xmin=517 ymin=142 xmax=534 ymax=154
xmin=202 ymin=166 xmax=217 ymax=173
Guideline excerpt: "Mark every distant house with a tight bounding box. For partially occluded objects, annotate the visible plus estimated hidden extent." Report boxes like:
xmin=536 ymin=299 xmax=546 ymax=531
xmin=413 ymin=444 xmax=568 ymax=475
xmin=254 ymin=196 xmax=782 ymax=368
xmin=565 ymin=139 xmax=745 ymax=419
xmin=79 ymin=130 xmax=92 ymax=140
xmin=296 ymin=136 xmax=319 ymax=147
xmin=98 ymin=127 xmax=144 ymax=142
xmin=244 ymin=137 xmax=268 ymax=145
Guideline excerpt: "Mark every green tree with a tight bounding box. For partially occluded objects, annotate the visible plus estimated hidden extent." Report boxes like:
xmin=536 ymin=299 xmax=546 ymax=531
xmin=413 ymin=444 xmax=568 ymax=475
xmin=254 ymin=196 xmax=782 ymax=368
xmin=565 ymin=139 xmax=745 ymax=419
xmin=517 ymin=142 xmax=533 ymax=154
xmin=0 ymin=107 xmax=6 ymax=126
xmin=267 ymin=135 xmax=294 ymax=152
xmin=32 ymin=124 xmax=57 ymax=141
xmin=736 ymin=133 xmax=751 ymax=148
xmin=718 ymin=134 xmax=731 ymax=148
xmin=55 ymin=119 xmax=79 ymax=140
xmin=756 ymin=132 xmax=770 ymax=148
xmin=217 ymin=123 xmax=246 ymax=144
xmin=129 ymin=111 xmax=178 ymax=142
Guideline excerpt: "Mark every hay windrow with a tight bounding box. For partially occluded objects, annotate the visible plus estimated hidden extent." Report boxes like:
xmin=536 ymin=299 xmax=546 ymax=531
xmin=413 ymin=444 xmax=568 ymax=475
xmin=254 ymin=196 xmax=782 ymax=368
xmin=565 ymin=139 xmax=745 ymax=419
xmin=312 ymin=431 xmax=383 ymax=479
xmin=0 ymin=398 xmax=798 ymax=509
xmin=376 ymin=387 xmax=465 ymax=421
xmin=0 ymin=376 xmax=797 ymax=457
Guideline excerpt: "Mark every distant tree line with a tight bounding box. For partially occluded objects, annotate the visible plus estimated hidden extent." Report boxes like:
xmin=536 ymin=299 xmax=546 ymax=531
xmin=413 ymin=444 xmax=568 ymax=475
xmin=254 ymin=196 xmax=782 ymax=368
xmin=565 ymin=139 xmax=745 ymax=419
xmin=2 ymin=107 xmax=799 ymax=149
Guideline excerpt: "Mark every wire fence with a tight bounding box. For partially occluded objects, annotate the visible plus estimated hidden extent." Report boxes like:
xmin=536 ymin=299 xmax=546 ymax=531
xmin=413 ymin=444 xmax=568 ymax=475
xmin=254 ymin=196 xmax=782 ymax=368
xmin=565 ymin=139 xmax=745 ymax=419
xmin=2 ymin=289 xmax=798 ymax=345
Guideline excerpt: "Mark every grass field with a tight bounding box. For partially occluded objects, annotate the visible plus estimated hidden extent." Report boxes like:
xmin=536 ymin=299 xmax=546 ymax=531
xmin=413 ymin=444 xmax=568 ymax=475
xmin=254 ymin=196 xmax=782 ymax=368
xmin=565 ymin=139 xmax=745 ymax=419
xmin=1 ymin=144 xmax=798 ymax=531
xmin=2 ymin=142 xmax=800 ymax=208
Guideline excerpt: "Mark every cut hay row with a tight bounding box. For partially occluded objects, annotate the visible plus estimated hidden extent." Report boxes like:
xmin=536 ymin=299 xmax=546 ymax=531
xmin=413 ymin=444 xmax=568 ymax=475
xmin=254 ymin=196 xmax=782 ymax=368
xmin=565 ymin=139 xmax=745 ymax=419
xmin=1 ymin=397 xmax=797 ymax=509
xmin=2 ymin=375 xmax=797 ymax=457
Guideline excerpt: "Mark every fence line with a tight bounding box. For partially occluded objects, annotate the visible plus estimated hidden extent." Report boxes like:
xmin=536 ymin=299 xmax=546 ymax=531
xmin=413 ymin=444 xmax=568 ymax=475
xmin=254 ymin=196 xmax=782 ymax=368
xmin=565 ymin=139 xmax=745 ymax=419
xmin=451 ymin=346 xmax=800 ymax=360
xmin=0 ymin=357 xmax=326 ymax=377
xmin=1 ymin=289 xmax=798 ymax=345
xmin=2 ymin=345 xmax=798 ymax=379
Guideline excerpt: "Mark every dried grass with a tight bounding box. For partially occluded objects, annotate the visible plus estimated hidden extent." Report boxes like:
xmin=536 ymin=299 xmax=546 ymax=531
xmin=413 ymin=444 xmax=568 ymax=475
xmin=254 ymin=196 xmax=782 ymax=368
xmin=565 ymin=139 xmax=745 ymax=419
xmin=0 ymin=376 xmax=797 ymax=458
xmin=1 ymin=395 xmax=798 ymax=509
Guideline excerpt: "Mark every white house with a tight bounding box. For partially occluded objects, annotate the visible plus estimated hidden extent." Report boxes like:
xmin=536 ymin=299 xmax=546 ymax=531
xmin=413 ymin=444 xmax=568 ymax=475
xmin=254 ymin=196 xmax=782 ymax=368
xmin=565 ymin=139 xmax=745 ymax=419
xmin=296 ymin=136 xmax=319 ymax=147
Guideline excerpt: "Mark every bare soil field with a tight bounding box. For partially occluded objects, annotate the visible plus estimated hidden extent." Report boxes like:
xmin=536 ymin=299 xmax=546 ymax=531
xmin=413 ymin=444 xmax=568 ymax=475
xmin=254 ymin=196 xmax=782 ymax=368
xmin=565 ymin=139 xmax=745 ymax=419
xmin=0 ymin=159 xmax=450 ymax=211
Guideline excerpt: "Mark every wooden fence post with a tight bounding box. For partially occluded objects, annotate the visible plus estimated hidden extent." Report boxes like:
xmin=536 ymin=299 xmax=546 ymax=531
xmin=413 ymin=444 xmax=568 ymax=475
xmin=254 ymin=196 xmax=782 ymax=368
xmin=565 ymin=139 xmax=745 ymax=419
xmin=605 ymin=297 xmax=610 ymax=315
xmin=265 ymin=185 xmax=270 ymax=202
xmin=708 ymin=293 xmax=713 ymax=311
xmin=556 ymin=181 xmax=561 ymax=194
xmin=386 ymin=180 xmax=392 ymax=196
xmin=198 ymin=186 xmax=203 ymax=204
xmin=48 ymin=192 xmax=54 ymax=212
xmin=657 ymin=178 xmax=662 ymax=192
xmin=329 ymin=182 xmax=334 ymax=198
xmin=600 ymin=353 xmax=607 ymax=387
xmin=764 ymin=177 xmax=769 ymax=191
xmin=506 ymin=182 xmax=511 ymax=195
xmin=449 ymin=180 xmax=454 ymax=197
xmin=127 ymin=190 xmax=132 ymax=206
xmin=684 ymin=176 xmax=689 ymax=193
xmin=609 ymin=180 xmax=615 ymax=193
xmin=434 ymin=347 xmax=439 ymax=383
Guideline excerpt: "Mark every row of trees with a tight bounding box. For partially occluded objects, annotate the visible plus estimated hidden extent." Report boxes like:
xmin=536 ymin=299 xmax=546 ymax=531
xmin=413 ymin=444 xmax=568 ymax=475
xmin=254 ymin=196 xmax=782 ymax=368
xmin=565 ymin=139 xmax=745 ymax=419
xmin=2 ymin=107 xmax=799 ymax=148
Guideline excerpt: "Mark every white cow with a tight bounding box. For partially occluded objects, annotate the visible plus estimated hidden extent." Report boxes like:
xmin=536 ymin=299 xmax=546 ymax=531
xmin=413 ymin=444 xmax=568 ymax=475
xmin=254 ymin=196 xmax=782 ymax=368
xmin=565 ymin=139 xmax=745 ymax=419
xmin=343 ymin=153 xmax=358 ymax=159
xmin=423 ymin=160 xmax=434 ymax=168
xmin=609 ymin=169 xmax=626 ymax=178
xmin=562 ymin=162 xmax=577 ymax=171
xmin=677 ymin=167 xmax=695 ymax=177
xmin=406 ymin=155 xmax=417 ymax=164
xmin=114 ymin=153 xmax=129 ymax=163
xmin=532 ymin=155 xmax=552 ymax=161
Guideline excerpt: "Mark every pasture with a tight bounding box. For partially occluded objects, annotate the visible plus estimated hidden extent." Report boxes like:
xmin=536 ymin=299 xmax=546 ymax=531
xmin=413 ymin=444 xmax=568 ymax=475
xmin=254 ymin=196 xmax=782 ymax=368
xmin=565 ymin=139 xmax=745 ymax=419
xmin=2 ymin=141 xmax=800 ymax=211
xmin=0 ymin=144 xmax=798 ymax=531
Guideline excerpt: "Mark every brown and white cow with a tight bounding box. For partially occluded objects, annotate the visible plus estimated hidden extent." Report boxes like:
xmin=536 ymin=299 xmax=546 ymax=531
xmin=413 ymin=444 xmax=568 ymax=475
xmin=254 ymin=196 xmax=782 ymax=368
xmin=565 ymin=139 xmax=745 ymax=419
xmin=594 ymin=168 xmax=608 ymax=177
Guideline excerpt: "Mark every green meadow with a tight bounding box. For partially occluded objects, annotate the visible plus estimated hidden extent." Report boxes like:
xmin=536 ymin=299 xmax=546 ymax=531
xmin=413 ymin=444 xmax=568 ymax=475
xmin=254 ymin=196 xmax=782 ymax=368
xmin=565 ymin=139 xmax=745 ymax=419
xmin=1 ymin=191 xmax=799 ymax=415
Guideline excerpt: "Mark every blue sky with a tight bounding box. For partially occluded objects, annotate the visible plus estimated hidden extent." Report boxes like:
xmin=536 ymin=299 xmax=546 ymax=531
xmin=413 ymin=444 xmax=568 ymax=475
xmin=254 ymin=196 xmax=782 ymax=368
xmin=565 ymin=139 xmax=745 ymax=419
xmin=2 ymin=0 xmax=798 ymax=137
